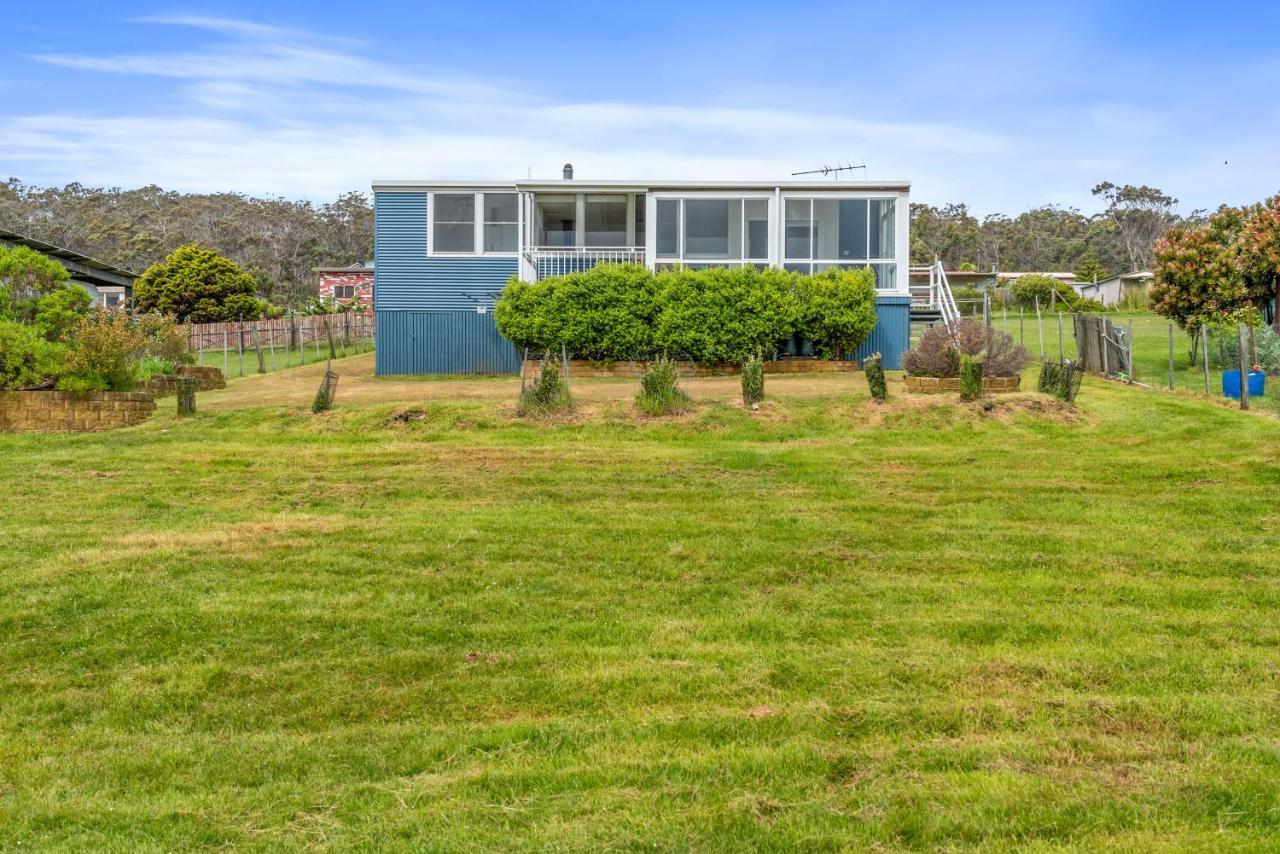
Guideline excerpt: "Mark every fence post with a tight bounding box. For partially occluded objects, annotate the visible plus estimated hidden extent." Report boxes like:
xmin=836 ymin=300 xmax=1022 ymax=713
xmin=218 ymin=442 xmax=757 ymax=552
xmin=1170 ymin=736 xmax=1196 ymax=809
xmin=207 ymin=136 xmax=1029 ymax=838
xmin=1168 ymin=323 xmax=1175 ymax=390
xmin=1126 ymin=319 xmax=1134 ymax=382
xmin=1101 ymin=318 xmax=1109 ymax=376
xmin=1238 ymin=323 xmax=1250 ymax=411
xmin=223 ymin=329 xmax=229 ymax=377
xmin=1057 ymin=312 xmax=1064 ymax=363
xmin=1034 ymin=295 xmax=1043 ymax=360
xmin=252 ymin=325 xmax=266 ymax=374
xmin=1202 ymin=324 xmax=1210 ymax=395
xmin=1019 ymin=307 xmax=1024 ymax=346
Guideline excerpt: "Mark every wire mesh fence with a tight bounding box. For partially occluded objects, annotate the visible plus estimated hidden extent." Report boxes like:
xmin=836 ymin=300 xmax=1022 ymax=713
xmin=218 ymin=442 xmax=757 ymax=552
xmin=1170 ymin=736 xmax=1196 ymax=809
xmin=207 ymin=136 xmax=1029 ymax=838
xmin=183 ymin=312 xmax=376 ymax=379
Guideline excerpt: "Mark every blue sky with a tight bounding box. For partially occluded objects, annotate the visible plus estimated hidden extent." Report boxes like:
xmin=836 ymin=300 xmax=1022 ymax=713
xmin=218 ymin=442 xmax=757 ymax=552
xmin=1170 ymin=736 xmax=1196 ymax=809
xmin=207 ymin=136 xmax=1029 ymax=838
xmin=2 ymin=1 xmax=1278 ymax=216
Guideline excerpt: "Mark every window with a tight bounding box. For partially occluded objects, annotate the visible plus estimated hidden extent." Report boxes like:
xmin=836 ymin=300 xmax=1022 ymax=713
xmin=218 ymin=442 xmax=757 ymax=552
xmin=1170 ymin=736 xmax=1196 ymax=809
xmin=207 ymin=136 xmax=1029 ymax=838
xmin=483 ymin=193 xmax=518 ymax=252
xmin=332 ymin=284 xmax=355 ymax=300
xmin=536 ymin=195 xmax=576 ymax=247
xmin=784 ymin=196 xmax=897 ymax=286
xmin=432 ymin=193 xmax=475 ymax=253
xmin=633 ymin=195 xmax=646 ymax=248
xmin=654 ymin=197 xmax=768 ymax=264
xmin=585 ymin=195 xmax=627 ymax=246
xmin=656 ymin=199 xmax=680 ymax=258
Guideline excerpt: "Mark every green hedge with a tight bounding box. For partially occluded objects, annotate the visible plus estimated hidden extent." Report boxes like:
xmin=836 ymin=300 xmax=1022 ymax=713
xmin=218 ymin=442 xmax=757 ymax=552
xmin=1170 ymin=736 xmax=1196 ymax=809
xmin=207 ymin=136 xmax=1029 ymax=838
xmin=496 ymin=263 xmax=878 ymax=364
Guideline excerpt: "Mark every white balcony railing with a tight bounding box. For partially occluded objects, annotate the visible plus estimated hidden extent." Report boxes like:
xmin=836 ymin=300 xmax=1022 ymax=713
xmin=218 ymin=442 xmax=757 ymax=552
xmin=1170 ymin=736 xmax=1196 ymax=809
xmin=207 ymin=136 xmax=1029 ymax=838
xmin=524 ymin=246 xmax=646 ymax=280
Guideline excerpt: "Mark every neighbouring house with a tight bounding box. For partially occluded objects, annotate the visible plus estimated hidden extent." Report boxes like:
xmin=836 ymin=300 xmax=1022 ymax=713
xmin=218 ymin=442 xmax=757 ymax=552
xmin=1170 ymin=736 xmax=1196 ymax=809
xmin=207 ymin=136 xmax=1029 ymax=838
xmin=372 ymin=167 xmax=916 ymax=373
xmin=314 ymin=261 xmax=374 ymax=309
xmin=1074 ymin=270 xmax=1152 ymax=307
xmin=0 ymin=226 xmax=138 ymax=306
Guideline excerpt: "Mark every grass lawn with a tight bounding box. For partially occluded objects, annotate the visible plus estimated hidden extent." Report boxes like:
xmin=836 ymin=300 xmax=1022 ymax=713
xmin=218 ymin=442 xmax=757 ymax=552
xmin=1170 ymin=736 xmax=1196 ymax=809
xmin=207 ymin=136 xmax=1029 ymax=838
xmin=3 ymin=367 xmax=1280 ymax=848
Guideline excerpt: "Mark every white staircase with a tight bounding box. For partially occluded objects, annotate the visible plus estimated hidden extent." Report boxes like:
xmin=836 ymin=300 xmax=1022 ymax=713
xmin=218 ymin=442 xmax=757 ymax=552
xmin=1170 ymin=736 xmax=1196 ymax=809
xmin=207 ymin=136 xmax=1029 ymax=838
xmin=908 ymin=261 xmax=961 ymax=345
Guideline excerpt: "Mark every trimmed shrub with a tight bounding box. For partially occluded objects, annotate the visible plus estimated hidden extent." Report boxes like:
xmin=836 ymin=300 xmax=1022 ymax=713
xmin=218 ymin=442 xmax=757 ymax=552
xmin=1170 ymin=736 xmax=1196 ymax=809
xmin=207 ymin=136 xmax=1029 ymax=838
xmin=741 ymin=355 xmax=764 ymax=405
xmin=58 ymin=309 xmax=147 ymax=393
xmin=952 ymin=286 xmax=984 ymax=316
xmin=796 ymin=266 xmax=877 ymax=360
xmin=654 ymin=266 xmax=799 ymax=363
xmin=902 ymin=319 xmax=1029 ymax=379
xmin=0 ymin=320 xmax=67 ymax=390
xmin=636 ymin=356 xmax=689 ymax=416
xmin=959 ymin=355 xmax=983 ymax=400
xmin=518 ymin=354 xmax=573 ymax=415
xmin=864 ymin=352 xmax=888 ymax=401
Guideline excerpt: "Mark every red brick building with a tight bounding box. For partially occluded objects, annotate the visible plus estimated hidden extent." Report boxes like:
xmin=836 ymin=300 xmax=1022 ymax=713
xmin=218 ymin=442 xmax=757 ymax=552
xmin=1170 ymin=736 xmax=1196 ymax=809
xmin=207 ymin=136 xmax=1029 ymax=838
xmin=314 ymin=263 xmax=373 ymax=309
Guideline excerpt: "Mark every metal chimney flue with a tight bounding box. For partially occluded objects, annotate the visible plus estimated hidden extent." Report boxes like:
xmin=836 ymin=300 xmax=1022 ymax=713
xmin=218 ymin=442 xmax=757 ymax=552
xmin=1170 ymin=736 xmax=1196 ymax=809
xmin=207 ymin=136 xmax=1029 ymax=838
xmin=562 ymin=162 xmax=574 ymax=180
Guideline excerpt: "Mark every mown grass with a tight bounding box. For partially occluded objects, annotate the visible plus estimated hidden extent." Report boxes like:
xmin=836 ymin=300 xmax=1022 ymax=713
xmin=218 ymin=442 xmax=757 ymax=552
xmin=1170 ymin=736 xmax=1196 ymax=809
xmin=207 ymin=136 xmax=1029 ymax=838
xmin=2 ymin=377 xmax=1280 ymax=849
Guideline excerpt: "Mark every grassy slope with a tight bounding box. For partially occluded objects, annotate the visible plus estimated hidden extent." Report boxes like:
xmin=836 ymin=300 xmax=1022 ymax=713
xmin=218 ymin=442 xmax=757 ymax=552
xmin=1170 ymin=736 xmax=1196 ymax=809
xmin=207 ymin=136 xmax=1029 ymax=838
xmin=2 ymin=377 xmax=1280 ymax=849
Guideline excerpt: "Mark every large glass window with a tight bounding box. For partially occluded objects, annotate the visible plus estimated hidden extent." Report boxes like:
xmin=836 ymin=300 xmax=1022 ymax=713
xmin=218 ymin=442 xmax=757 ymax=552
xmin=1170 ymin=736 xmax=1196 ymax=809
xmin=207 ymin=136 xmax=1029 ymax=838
xmin=482 ymin=193 xmax=518 ymax=252
xmin=870 ymin=199 xmax=895 ymax=259
xmin=656 ymin=199 xmax=680 ymax=258
xmin=633 ymin=194 xmax=646 ymax=248
xmin=685 ymin=199 xmax=743 ymax=259
xmin=784 ymin=196 xmax=898 ymax=285
xmin=785 ymin=199 xmax=811 ymax=259
xmin=585 ymin=195 xmax=627 ymax=247
xmin=536 ymin=196 xmax=576 ymax=247
xmin=433 ymin=193 xmax=475 ymax=253
xmin=745 ymin=199 xmax=769 ymax=260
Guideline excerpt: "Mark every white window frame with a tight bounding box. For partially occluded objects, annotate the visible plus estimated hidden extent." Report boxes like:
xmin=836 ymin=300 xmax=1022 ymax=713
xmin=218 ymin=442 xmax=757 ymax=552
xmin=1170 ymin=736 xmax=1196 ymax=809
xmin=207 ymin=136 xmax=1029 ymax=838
xmin=779 ymin=192 xmax=906 ymax=291
xmin=428 ymin=190 xmax=519 ymax=258
xmin=646 ymin=191 xmax=777 ymax=268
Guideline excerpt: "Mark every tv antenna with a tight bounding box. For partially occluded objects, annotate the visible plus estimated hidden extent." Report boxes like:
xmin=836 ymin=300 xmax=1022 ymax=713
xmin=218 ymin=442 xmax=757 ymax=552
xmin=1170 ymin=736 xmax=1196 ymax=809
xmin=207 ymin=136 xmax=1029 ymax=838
xmin=791 ymin=160 xmax=866 ymax=178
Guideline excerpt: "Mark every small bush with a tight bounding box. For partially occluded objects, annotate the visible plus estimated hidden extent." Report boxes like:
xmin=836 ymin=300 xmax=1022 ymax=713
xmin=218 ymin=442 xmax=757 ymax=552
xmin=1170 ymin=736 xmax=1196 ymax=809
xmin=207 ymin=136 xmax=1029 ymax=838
xmin=1073 ymin=296 xmax=1107 ymax=313
xmin=902 ymin=319 xmax=1029 ymax=379
xmin=33 ymin=286 xmax=93 ymax=342
xmin=741 ymin=355 xmax=764 ymax=405
xmin=864 ymin=352 xmax=888 ymax=401
xmin=0 ymin=320 xmax=66 ymax=390
xmin=1009 ymin=275 xmax=1058 ymax=307
xmin=1038 ymin=360 xmax=1082 ymax=403
xmin=952 ymin=286 xmax=984 ymax=316
xmin=960 ymin=355 xmax=983 ymax=400
xmin=637 ymin=356 xmax=690 ymax=416
xmin=136 ymin=313 xmax=195 ymax=366
xmin=518 ymin=354 xmax=573 ymax=415
xmin=58 ymin=310 xmax=147 ymax=392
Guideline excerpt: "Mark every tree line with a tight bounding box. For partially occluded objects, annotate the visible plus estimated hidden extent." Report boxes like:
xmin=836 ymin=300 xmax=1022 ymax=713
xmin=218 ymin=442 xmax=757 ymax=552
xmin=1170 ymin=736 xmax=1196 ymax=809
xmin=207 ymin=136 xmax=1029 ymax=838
xmin=910 ymin=182 xmax=1189 ymax=279
xmin=0 ymin=179 xmax=372 ymax=306
xmin=1 ymin=177 xmax=1188 ymax=305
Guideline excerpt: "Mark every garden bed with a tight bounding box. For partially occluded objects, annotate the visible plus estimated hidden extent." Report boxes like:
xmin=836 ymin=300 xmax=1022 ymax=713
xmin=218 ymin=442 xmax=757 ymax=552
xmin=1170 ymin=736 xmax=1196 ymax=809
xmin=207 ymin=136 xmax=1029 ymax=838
xmin=524 ymin=357 xmax=860 ymax=380
xmin=0 ymin=390 xmax=156 ymax=433
xmin=903 ymin=375 xmax=1021 ymax=393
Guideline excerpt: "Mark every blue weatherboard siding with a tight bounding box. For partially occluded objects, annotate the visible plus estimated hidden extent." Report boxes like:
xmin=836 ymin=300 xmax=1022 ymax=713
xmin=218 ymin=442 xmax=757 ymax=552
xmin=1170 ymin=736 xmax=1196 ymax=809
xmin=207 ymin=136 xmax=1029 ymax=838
xmin=374 ymin=192 xmax=518 ymax=312
xmin=854 ymin=296 xmax=911 ymax=370
xmin=375 ymin=310 xmax=521 ymax=375
xmin=375 ymin=190 xmax=520 ymax=374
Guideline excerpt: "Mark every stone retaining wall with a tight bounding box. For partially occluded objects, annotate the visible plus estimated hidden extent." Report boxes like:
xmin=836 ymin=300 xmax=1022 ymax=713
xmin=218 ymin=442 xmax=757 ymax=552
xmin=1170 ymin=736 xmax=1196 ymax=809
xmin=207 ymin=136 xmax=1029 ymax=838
xmin=903 ymin=375 xmax=1022 ymax=394
xmin=145 ymin=365 xmax=226 ymax=398
xmin=524 ymin=357 xmax=861 ymax=380
xmin=0 ymin=391 xmax=156 ymax=433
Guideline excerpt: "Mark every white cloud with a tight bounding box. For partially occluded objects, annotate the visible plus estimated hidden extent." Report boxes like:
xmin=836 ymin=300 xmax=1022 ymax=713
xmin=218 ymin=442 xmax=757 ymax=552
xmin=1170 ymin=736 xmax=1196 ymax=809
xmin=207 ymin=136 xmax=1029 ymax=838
xmin=7 ymin=14 xmax=1274 ymax=215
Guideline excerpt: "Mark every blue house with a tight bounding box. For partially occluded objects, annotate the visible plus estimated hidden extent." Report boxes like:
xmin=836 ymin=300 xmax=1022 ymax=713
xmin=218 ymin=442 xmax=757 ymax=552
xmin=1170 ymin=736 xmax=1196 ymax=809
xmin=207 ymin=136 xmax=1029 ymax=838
xmin=372 ymin=167 xmax=924 ymax=374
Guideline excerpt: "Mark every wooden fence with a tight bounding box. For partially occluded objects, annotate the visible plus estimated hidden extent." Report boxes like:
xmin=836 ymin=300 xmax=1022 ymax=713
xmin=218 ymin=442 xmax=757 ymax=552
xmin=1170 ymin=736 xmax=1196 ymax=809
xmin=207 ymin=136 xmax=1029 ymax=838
xmin=1073 ymin=314 xmax=1132 ymax=375
xmin=183 ymin=312 xmax=375 ymax=352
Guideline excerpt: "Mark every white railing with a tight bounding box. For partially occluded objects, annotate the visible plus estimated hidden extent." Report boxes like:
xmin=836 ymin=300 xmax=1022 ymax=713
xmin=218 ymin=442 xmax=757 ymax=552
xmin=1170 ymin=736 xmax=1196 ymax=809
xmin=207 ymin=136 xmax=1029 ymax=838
xmin=524 ymin=247 xmax=646 ymax=280
xmin=908 ymin=262 xmax=961 ymax=326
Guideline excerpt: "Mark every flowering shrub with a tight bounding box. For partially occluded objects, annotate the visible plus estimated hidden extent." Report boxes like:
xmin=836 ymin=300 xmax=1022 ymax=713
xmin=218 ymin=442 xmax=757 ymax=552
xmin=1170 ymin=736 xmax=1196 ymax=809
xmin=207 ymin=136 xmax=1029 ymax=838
xmin=901 ymin=318 xmax=1029 ymax=379
xmin=58 ymin=309 xmax=147 ymax=393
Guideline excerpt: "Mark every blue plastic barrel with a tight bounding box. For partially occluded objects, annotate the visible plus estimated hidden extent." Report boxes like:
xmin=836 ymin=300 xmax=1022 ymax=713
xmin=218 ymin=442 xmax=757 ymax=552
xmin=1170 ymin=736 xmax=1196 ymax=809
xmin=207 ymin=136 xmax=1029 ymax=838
xmin=1223 ymin=370 xmax=1265 ymax=399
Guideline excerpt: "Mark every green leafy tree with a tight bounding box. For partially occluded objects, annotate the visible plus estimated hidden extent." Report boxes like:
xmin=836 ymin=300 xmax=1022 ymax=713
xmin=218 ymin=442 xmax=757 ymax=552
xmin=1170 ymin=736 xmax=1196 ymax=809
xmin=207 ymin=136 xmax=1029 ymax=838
xmin=1149 ymin=206 xmax=1260 ymax=335
xmin=133 ymin=244 xmax=267 ymax=322
xmin=1008 ymin=274 xmax=1058 ymax=306
xmin=33 ymin=285 xmax=93 ymax=341
xmin=0 ymin=244 xmax=71 ymax=323
xmin=797 ymin=267 xmax=877 ymax=359
xmin=1237 ymin=195 xmax=1280 ymax=332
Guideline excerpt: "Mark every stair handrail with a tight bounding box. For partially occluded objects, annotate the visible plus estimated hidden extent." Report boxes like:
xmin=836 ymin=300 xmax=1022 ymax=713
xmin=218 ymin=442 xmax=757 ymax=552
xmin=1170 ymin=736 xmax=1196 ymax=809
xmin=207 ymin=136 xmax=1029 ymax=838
xmin=932 ymin=261 xmax=962 ymax=331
